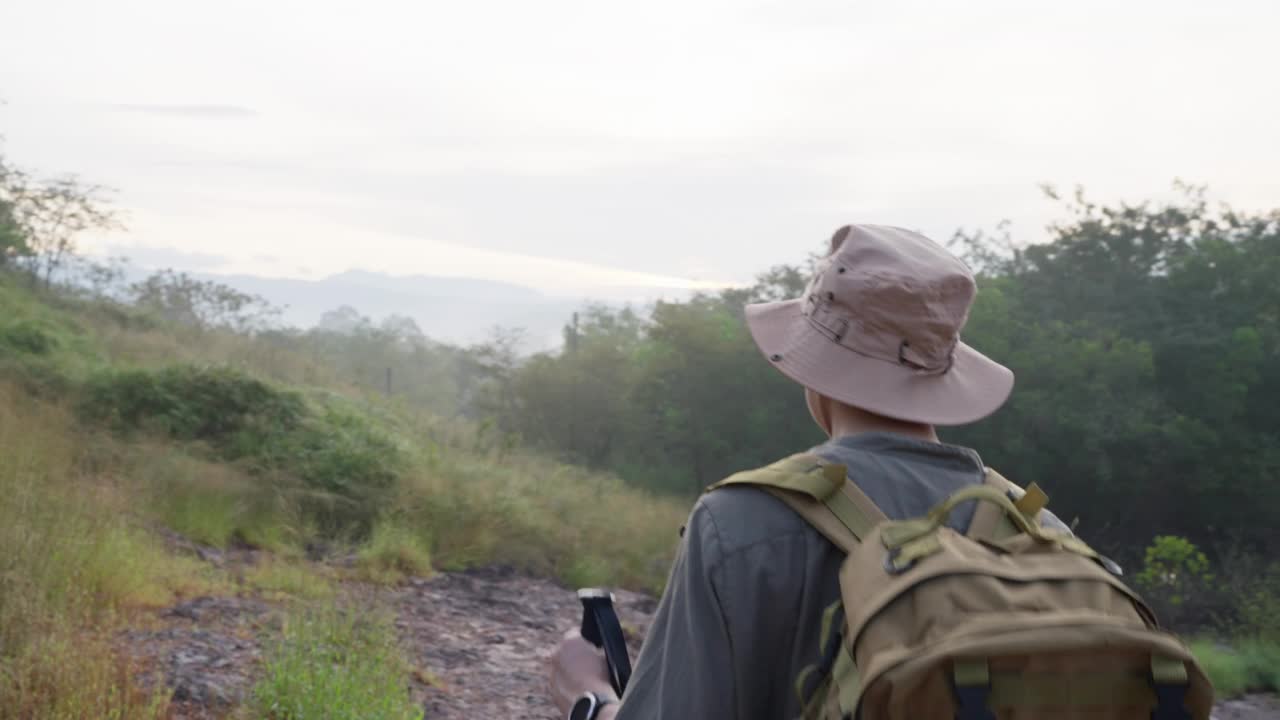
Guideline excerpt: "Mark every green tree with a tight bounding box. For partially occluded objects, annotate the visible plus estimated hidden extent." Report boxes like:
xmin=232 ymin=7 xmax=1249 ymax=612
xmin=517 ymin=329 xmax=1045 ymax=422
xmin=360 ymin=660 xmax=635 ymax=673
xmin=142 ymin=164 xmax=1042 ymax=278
xmin=948 ymin=185 xmax=1280 ymax=557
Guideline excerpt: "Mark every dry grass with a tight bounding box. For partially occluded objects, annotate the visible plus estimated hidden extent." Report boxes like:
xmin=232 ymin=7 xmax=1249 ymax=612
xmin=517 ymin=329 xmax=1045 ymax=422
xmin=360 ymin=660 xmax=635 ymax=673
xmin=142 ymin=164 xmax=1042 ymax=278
xmin=0 ymin=384 xmax=217 ymax=714
xmin=0 ymin=630 xmax=171 ymax=720
xmin=0 ymin=275 xmax=692 ymax=715
xmin=393 ymin=420 xmax=687 ymax=594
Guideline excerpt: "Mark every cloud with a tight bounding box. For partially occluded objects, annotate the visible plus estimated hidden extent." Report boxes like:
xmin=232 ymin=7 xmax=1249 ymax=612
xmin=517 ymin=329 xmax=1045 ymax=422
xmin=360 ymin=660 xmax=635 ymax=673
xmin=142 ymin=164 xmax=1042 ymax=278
xmin=106 ymin=103 xmax=258 ymax=118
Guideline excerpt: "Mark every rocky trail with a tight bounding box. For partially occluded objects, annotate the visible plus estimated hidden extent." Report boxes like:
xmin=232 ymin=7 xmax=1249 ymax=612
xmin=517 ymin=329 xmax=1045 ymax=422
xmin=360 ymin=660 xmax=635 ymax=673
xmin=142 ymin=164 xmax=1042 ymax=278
xmin=121 ymin=535 xmax=655 ymax=719
xmin=120 ymin=536 xmax=1278 ymax=719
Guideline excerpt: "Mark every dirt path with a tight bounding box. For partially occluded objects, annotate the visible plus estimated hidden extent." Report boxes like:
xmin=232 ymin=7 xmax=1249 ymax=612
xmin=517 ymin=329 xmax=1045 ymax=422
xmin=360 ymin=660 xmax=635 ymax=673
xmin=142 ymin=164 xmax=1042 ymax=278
xmin=120 ymin=541 xmax=1277 ymax=719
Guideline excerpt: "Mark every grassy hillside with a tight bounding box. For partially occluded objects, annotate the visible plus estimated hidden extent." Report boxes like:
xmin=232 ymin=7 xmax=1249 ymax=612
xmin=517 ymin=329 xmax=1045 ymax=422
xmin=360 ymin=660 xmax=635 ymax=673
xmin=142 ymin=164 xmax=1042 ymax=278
xmin=0 ymin=272 xmax=686 ymax=716
xmin=4 ymin=268 xmax=1279 ymax=715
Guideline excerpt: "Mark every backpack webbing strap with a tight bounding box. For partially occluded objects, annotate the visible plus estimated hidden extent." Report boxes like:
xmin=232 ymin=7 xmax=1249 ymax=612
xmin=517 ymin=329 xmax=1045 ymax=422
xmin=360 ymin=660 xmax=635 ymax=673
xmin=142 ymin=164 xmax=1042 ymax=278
xmin=709 ymin=453 xmax=885 ymax=553
xmin=967 ymin=468 xmax=1026 ymax=543
xmin=831 ymin=645 xmax=861 ymax=716
xmin=795 ymin=600 xmax=851 ymax=719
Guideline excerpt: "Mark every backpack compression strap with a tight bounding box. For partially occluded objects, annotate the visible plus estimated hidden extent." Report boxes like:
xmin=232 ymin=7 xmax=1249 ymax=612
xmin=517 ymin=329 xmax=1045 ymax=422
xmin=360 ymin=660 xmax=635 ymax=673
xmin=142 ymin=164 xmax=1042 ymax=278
xmin=707 ymin=453 xmax=886 ymax=553
xmin=966 ymin=468 xmax=1049 ymax=544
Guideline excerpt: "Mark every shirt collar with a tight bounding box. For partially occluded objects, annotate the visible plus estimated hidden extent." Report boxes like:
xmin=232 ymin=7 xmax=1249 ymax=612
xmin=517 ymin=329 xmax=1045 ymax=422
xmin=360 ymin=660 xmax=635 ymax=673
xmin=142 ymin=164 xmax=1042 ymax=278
xmin=818 ymin=431 xmax=985 ymax=473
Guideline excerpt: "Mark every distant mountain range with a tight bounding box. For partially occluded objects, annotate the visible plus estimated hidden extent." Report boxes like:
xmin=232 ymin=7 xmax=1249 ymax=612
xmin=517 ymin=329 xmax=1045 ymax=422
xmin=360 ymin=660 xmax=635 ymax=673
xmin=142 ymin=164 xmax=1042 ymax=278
xmin=191 ymin=270 xmax=591 ymax=350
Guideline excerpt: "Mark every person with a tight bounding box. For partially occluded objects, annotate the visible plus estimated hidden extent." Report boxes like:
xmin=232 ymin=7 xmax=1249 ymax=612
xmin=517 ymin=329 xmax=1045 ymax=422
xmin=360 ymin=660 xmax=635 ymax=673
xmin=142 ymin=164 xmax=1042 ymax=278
xmin=547 ymin=224 xmax=1067 ymax=720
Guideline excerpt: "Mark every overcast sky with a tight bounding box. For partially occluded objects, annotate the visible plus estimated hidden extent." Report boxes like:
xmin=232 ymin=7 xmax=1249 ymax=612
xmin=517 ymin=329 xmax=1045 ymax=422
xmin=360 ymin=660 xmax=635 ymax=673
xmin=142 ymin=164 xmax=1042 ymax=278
xmin=2 ymin=0 xmax=1277 ymax=300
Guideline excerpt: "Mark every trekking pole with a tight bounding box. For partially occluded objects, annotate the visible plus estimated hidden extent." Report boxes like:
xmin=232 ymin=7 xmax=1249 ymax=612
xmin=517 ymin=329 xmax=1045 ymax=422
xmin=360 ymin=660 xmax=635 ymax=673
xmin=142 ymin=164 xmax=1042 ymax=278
xmin=577 ymin=588 xmax=632 ymax=696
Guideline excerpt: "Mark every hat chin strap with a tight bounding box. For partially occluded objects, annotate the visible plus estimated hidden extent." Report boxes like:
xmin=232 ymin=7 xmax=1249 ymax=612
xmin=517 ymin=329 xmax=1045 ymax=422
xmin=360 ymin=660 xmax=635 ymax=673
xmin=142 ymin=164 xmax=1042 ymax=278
xmin=805 ymin=387 xmax=833 ymax=437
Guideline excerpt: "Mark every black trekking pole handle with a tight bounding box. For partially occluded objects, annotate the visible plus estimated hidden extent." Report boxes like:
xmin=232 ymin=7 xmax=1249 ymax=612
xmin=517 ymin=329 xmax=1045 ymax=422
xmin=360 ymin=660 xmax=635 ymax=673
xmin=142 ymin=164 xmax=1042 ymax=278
xmin=578 ymin=588 xmax=632 ymax=697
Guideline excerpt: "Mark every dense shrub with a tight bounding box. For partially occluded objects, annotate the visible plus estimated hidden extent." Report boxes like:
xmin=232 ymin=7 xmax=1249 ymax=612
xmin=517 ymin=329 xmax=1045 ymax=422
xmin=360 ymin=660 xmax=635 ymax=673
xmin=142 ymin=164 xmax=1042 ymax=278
xmin=82 ymin=365 xmax=305 ymax=441
xmin=0 ymin=320 xmax=57 ymax=355
xmin=81 ymin=365 xmax=403 ymax=537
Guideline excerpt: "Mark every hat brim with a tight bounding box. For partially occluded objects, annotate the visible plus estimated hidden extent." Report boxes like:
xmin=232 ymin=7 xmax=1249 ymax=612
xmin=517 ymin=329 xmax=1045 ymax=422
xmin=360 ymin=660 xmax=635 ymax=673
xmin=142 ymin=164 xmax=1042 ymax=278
xmin=745 ymin=299 xmax=1014 ymax=426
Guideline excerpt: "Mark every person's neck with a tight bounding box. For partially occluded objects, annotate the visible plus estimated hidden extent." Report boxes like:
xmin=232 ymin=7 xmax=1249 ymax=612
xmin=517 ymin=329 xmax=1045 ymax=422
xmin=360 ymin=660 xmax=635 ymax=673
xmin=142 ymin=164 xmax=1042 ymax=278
xmin=827 ymin=404 xmax=939 ymax=444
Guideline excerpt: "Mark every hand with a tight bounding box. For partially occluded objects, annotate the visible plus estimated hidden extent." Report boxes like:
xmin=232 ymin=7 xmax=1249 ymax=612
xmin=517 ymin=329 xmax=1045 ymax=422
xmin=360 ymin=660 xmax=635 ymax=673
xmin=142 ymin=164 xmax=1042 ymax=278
xmin=547 ymin=629 xmax=618 ymax=715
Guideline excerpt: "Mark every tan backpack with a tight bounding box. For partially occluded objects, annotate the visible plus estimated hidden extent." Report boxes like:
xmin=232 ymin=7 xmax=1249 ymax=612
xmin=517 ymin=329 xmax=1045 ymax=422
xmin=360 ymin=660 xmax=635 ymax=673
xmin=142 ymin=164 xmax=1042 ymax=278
xmin=708 ymin=453 xmax=1214 ymax=720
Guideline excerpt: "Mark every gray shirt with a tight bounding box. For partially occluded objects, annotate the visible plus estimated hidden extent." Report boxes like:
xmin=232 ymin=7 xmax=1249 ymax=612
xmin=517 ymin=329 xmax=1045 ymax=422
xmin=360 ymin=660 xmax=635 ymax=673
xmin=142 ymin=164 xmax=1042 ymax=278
xmin=615 ymin=432 xmax=1060 ymax=720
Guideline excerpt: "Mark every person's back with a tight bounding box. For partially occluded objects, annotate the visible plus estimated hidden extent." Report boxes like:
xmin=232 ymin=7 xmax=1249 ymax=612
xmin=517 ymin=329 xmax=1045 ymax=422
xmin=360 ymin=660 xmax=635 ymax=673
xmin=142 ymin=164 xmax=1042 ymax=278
xmin=622 ymin=430 xmax=1073 ymax=718
xmin=548 ymin=224 xmax=1103 ymax=720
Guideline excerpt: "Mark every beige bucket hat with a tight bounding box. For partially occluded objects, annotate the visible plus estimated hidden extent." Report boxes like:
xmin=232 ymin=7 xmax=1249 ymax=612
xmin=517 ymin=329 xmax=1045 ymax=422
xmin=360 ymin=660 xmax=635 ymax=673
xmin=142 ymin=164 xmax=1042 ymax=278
xmin=746 ymin=224 xmax=1013 ymax=426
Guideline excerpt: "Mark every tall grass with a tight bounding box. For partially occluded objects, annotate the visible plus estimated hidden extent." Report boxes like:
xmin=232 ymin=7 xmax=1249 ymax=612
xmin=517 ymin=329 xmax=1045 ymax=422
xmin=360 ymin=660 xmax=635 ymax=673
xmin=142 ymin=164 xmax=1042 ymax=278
xmin=82 ymin=364 xmax=405 ymax=538
xmin=246 ymin=561 xmax=336 ymax=601
xmin=132 ymin=446 xmax=302 ymax=551
xmin=0 ymin=633 xmax=170 ymax=720
xmin=0 ymin=384 xmax=213 ymax=716
xmin=355 ymin=521 xmax=433 ymax=584
xmin=392 ymin=417 xmax=686 ymax=594
xmin=252 ymin=607 xmax=423 ymax=720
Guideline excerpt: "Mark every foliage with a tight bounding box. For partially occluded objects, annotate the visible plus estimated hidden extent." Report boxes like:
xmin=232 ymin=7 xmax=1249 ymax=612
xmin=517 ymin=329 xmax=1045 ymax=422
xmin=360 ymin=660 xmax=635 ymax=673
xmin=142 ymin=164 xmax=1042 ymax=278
xmin=1191 ymin=639 xmax=1280 ymax=698
xmin=80 ymin=365 xmax=404 ymax=535
xmin=501 ymin=297 xmax=823 ymax=494
xmin=0 ymin=319 xmax=57 ymax=355
xmin=252 ymin=607 xmax=423 ymax=720
xmin=1136 ymin=535 xmax=1214 ymax=628
xmin=1238 ymin=581 xmax=1280 ymax=644
xmin=356 ymin=522 xmax=433 ymax=584
xmin=1191 ymin=641 xmax=1251 ymax=698
xmin=0 ymin=195 xmax=28 ymax=267
xmin=81 ymin=364 xmax=306 ymax=441
xmin=948 ymin=186 xmax=1280 ymax=560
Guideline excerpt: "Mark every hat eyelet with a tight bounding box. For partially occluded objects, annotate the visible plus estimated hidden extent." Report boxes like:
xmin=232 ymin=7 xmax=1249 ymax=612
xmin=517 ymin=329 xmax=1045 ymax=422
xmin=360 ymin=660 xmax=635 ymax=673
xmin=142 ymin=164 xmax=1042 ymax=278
xmin=769 ymin=354 xmax=783 ymax=362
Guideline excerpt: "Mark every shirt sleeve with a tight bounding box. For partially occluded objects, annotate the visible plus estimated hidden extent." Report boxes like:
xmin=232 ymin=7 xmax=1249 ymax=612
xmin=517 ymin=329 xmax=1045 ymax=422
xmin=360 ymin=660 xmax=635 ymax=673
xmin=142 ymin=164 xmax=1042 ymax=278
xmin=613 ymin=500 xmax=736 ymax=720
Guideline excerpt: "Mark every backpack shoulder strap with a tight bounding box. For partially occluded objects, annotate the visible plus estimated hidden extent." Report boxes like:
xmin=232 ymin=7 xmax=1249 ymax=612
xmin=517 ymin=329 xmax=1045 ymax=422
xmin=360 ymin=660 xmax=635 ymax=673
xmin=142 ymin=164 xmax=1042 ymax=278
xmin=708 ymin=453 xmax=887 ymax=553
